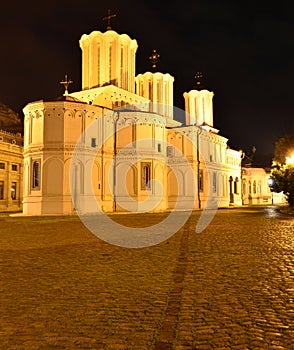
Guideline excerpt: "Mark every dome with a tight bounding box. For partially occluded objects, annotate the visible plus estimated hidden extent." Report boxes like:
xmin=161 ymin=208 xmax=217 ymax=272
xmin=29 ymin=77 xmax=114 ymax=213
xmin=0 ymin=101 xmax=22 ymax=133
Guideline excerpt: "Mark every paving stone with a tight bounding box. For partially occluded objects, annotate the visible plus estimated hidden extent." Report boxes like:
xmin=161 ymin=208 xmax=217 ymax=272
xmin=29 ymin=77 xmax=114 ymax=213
xmin=0 ymin=207 xmax=293 ymax=349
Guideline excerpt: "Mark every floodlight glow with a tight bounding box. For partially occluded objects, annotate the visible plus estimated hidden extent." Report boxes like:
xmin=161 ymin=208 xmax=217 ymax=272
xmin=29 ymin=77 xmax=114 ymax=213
xmin=286 ymin=153 xmax=294 ymax=165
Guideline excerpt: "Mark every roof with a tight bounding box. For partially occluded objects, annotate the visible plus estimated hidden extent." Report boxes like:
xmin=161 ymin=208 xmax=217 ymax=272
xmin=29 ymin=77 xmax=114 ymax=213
xmin=54 ymin=94 xmax=84 ymax=103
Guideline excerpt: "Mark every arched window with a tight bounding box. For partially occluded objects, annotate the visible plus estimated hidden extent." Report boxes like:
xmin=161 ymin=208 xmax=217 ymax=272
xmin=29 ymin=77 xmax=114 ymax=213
xmin=11 ymin=182 xmax=16 ymax=200
xmin=97 ymin=44 xmax=101 ymax=86
xmin=212 ymin=172 xmax=217 ymax=193
xmin=253 ymin=180 xmax=257 ymax=194
xmin=145 ymin=165 xmax=150 ymax=189
xmin=157 ymin=81 xmax=160 ymax=103
xmin=242 ymin=181 xmax=246 ymax=195
xmin=202 ymin=97 xmax=205 ymax=120
xmin=109 ymin=45 xmax=112 ymax=83
xmin=141 ymin=162 xmax=151 ymax=190
xmin=257 ymin=181 xmax=261 ymax=194
xmin=32 ymin=160 xmax=40 ymax=189
xmin=148 ymin=80 xmax=152 ymax=100
xmin=120 ymin=45 xmax=124 ymax=88
xmin=199 ymin=169 xmax=204 ymax=192
xmin=0 ymin=180 xmax=4 ymax=200
xmin=234 ymin=177 xmax=239 ymax=194
xmin=165 ymin=82 xmax=169 ymax=107
xmin=229 ymin=176 xmax=234 ymax=203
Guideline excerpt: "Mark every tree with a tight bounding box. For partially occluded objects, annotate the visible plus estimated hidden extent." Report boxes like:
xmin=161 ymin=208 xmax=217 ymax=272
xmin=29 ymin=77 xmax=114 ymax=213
xmin=273 ymin=135 xmax=294 ymax=164
xmin=270 ymin=135 xmax=294 ymax=206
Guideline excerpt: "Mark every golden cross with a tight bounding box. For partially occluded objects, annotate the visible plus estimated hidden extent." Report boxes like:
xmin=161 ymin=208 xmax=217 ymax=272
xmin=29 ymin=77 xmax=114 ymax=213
xmin=195 ymin=72 xmax=203 ymax=87
xmin=103 ymin=9 xmax=117 ymax=30
xmin=149 ymin=49 xmax=160 ymax=71
xmin=60 ymin=75 xmax=73 ymax=95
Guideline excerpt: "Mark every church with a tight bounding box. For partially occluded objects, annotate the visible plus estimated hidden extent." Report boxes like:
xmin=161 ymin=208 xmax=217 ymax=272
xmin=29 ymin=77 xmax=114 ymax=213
xmin=21 ymin=17 xmax=243 ymax=215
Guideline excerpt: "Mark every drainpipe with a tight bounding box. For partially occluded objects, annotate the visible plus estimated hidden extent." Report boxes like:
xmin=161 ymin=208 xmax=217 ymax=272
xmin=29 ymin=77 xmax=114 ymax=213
xmin=113 ymin=111 xmax=120 ymax=212
xmin=101 ymin=107 xmax=105 ymax=210
xmin=100 ymin=106 xmax=113 ymax=212
xmin=196 ymin=126 xmax=202 ymax=209
xmin=240 ymin=151 xmax=245 ymax=205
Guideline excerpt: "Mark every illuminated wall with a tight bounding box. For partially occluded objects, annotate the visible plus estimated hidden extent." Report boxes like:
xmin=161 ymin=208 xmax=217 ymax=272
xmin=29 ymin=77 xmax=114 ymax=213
xmin=241 ymin=167 xmax=286 ymax=205
xmin=0 ymin=130 xmax=23 ymax=212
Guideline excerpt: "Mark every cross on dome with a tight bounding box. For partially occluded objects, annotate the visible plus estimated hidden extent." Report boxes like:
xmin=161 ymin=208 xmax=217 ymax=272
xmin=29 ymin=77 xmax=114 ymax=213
xmin=102 ymin=9 xmax=117 ymax=31
xmin=149 ymin=49 xmax=160 ymax=72
xmin=194 ymin=71 xmax=206 ymax=90
xmin=60 ymin=75 xmax=73 ymax=95
xmin=195 ymin=72 xmax=203 ymax=86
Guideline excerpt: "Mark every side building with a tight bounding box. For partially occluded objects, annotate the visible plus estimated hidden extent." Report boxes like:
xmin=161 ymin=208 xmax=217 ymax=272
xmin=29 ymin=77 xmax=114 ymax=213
xmin=0 ymin=101 xmax=23 ymax=212
xmin=241 ymin=167 xmax=286 ymax=205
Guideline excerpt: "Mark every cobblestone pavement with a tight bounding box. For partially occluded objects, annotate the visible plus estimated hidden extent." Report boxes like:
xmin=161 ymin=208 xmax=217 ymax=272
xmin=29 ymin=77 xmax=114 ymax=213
xmin=0 ymin=206 xmax=293 ymax=349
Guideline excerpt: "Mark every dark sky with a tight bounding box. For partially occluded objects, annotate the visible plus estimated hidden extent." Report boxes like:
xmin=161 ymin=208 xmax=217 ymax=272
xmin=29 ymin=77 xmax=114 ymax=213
xmin=0 ymin=0 xmax=293 ymax=157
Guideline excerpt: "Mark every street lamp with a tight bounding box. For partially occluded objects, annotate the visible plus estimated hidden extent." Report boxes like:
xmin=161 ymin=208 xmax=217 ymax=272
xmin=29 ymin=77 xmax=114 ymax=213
xmin=286 ymin=153 xmax=294 ymax=165
xmin=268 ymin=177 xmax=275 ymax=205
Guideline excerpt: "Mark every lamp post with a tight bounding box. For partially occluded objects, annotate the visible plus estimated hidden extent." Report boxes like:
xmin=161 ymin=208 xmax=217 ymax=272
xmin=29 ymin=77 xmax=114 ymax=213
xmin=268 ymin=177 xmax=275 ymax=205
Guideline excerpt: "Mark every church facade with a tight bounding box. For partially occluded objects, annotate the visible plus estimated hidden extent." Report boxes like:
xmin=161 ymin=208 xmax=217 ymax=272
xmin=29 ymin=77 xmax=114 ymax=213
xmin=22 ymin=26 xmax=243 ymax=215
xmin=0 ymin=130 xmax=23 ymax=212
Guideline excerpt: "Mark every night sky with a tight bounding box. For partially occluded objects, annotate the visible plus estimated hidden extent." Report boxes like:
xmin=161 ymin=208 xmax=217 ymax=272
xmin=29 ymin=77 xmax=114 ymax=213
xmin=0 ymin=0 xmax=293 ymax=161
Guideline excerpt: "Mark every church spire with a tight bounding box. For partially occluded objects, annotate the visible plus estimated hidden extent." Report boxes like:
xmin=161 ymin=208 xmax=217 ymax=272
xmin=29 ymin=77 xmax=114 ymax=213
xmin=102 ymin=9 xmax=117 ymax=31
